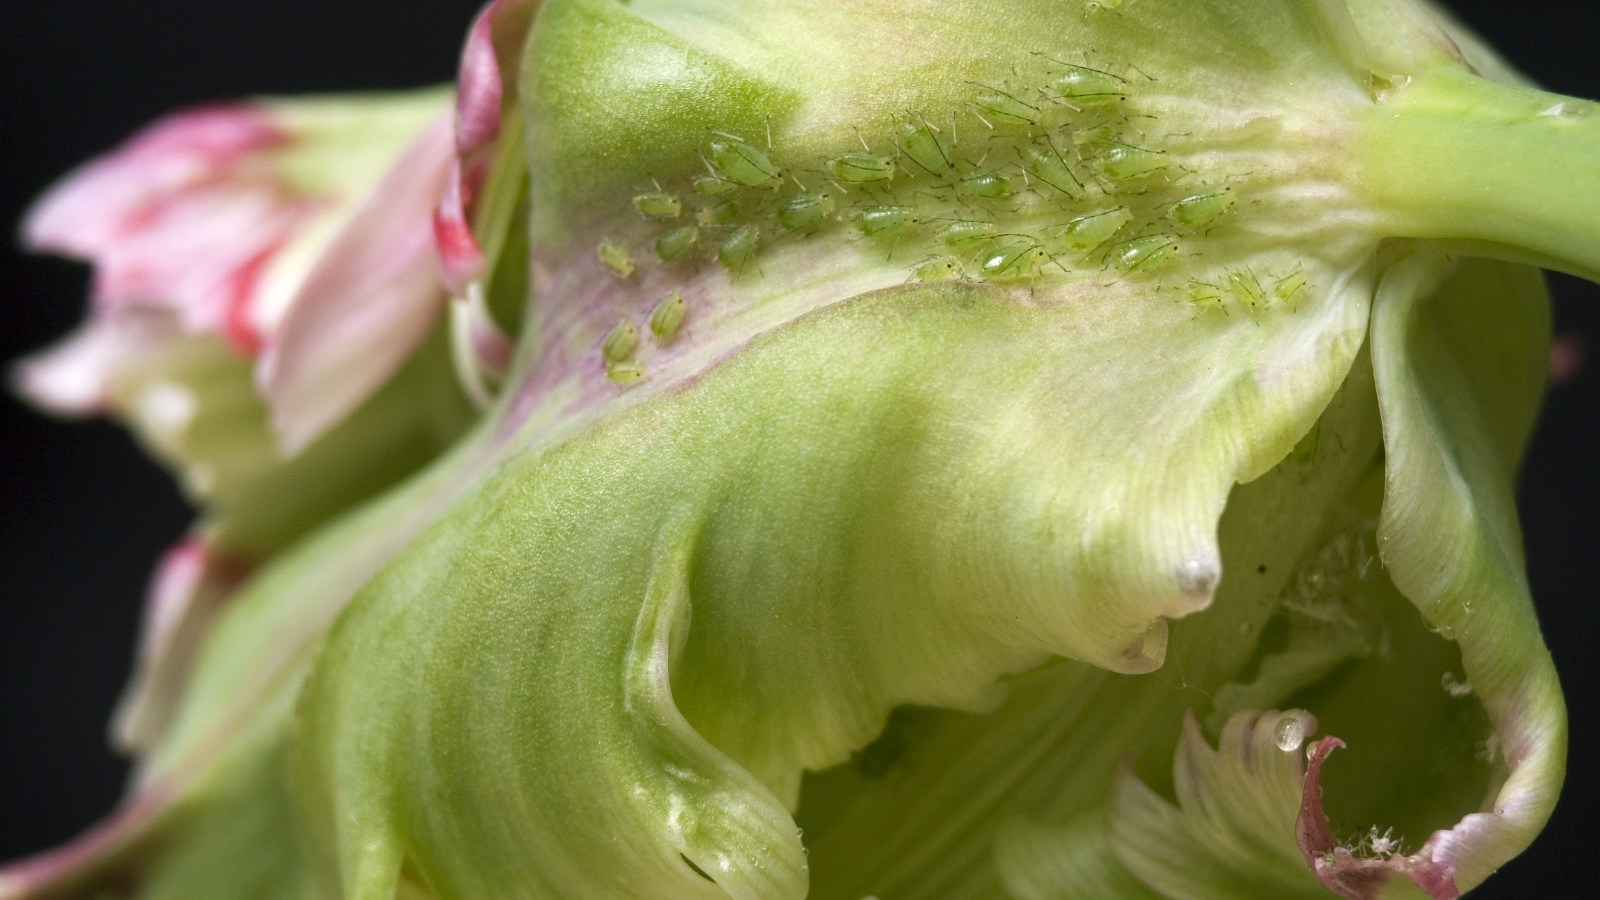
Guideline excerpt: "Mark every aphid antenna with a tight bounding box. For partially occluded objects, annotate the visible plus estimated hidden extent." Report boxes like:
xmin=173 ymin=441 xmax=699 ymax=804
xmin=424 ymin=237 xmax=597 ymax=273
xmin=765 ymin=117 xmax=774 ymax=151
xmin=1128 ymin=63 xmax=1156 ymax=82
xmin=707 ymin=128 xmax=747 ymax=142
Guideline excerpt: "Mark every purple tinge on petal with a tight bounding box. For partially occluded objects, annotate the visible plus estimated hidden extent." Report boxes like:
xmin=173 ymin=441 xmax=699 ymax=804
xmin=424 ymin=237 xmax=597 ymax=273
xmin=9 ymin=308 xmax=181 ymax=416
xmin=21 ymin=104 xmax=311 ymax=355
xmin=258 ymin=114 xmax=455 ymax=455
xmin=1296 ymin=737 xmax=1460 ymax=900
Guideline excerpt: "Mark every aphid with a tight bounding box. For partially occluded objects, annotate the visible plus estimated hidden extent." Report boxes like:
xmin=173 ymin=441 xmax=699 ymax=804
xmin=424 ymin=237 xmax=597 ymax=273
xmin=1185 ymin=281 xmax=1226 ymax=312
xmin=980 ymin=243 xmax=1048 ymax=280
xmin=1167 ymin=188 xmax=1236 ymax=229
xmin=1057 ymin=206 xmax=1131 ymax=252
xmin=692 ymin=173 xmax=737 ymax=196
xmin=962 ymin=170 xmax=1013 ymax=199
xmin=649 ymin=291 xmax=686 ymax=340
xmin=936 ymin=220 xmax=998 ymax=245
xmin=896 ymin=118 xmax=952 ymax=174
xmin=606 ymin=361 xmax=646 ymax=385
xmin=698 ymin=200 xmax=741 ymax=226
xmin=1094 ymin=143 xmax=1170 ymax=181
xmin=717 ymin=224 xmax=759 ymax=269
xmin=708 ymin=137 xmax=781 ymax=187
xmin=1051 ymin=65 xmax=1126 ymax=107
xmin=601 ymin=319 xmax=638 ymax=363
xmin=776 ymin=192 xmax=837 ymax=230
xmin=855 ymin=205 xmax=916 ymax=237
xmin=1274 ymin=268 xmax=1308 ymax=304
xmin=1113 ymin=235 xmax=1176 ymax=273
xmin=913 ymin=255 xmax=965 ymax=281
xmin=1073 ymin=122 xmax=1120 ymax=146
xmin=632 ymin=192 xmax=682 ymax=218
xmin=829 ymin=152 xmax=896 ymax=183
xmin=973 ymin=88 xmax=1039 ymax=125
xmin=654 ymin=226 xmax=697 ymax=262
xmin=1228 ymin=268 xmax=1266 ymax=308
xmin=598 ymin=240 xmax=635 ymax=277
xmin=1020 ymin=142 xmax=1084 ymax=198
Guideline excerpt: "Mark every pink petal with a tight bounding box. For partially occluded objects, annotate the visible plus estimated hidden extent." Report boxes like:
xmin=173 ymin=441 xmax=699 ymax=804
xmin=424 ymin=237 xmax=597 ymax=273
xmin=258 ymin=114 xmax=455 ymax=455
xmin=9 ymin=308 xmax=181 ymax=416
xmin=434 ymin=158 xmax=487 ymax=294
xmin=1296 ymin=736 xmax=1459 ymax=900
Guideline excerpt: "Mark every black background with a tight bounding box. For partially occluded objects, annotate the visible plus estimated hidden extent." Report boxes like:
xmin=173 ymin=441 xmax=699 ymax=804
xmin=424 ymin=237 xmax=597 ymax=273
xmin=0 ymin=2 xmax=1594 ymax=897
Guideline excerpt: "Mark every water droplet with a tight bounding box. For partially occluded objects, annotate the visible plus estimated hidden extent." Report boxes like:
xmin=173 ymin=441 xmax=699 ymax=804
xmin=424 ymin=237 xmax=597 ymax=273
xmin=1274 ymin=712 xmax=1311 ymax=752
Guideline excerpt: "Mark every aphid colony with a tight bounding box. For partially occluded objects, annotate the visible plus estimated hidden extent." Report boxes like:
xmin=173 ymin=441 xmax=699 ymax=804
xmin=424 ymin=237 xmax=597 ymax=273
xmin=600 ymin=292 xmax=686 ymax=385
xmin=593 ymin=51 xmax=1310 ymax=381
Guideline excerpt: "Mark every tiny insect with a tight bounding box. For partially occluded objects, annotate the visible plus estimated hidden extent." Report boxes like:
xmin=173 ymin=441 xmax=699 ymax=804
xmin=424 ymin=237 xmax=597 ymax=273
xmin=632 ymin=192 xmax=682 ymax=218
xmin=601 ymin=319 xmax=638 ymax=363
xmin=1050 ymin=65 xmax=1126 ymax=107
xmin=1020 ymin=142 xmax=1084 ymax=198
xmin=1113 ymin=235 xmax=1175 ymax=273
xmin=936 ymin=220 xmax=998 ymax=245
xmin=776 ymin=193 xmax=837 ymax=230
xmin=962 ymin=170 xmax=1013 ymax=199
xmin=1274 ymin=268 xmax=1308 ymax=304
xmin=1167 ymin=188 xmax=1235 ymax=229
xmin=649 ymin=291 xmax=686 ymax=340
xmin=698 ymin=200 xmax=741 ymax=226
xmin=654 ymin=226 xmax=697 ymax=262
xmin=598 ymin=240 xmax=635 ymax=277
xmin=973 ymin=88 xmax=1039 ymax=125
xmin=692 ymin=173 xmax=737 ymax=196
xmin=1072 ymin=121 xmax=1120 ymax=146
xmin=855 ymin=205 xmax=916 ymax=237
xmin=1228 ymin=268 xmax=1266 ymax=309
xmin=829 ymin=152 xmax=896 ymax=183
xmin=708 ymin=137 xmax=781 ymax=187
xmin=1094 ymin=143 xmax=1169 ymax=181
xmin=980 ymin=243 xmax=1048 ymax=280
xmin=896 ymin=118 xmax=952 ymax=174
xmin=606 ymin=361 xmax=646 ymax=385
xmin=1057 ymin=206 xmax=1131 ymax=252
xmin=913 ymin=255 xmax=965 ymax=281
xmin=1185 ymin=281 xmax=1226 ymax=312
xmin=717 ymin=224 xmax=759 ymax=269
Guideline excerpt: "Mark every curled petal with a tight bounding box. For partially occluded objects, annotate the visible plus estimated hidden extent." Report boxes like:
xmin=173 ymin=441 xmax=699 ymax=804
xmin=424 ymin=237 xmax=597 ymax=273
xmin=258 ymin=115 xmax=455 ymax=454
xmin=9 ymin=309 xmax=180 ymax=415
xmin=433 ymin=158 xmax=486 ymax=294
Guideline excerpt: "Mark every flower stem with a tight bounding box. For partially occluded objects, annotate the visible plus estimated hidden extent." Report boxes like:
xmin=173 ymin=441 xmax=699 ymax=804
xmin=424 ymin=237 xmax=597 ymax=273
xmin=1361 ymin=66 xmax=1600 ymax=279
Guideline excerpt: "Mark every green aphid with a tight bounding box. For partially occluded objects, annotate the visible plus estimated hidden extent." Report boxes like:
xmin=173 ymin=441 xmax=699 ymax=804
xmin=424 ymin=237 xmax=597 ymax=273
xmin=1094 ymin=144 xmax=1170 ymax=181
xmin=855 ymin=206 xmax=916 ymax=237
xmin=1168 ymin=188 xmax=1236 ymax=229
xmin=936 ymin=220 xmax=998 ymax=245
xmin=1057 ymin=207 xmax=1132 ymax=252
xmin=649 ymin=291 xmax=686 ymax=340
xmin=1228 ymin=268 xmax=1266 ymax=308
xmin=829 ymin=152 xmax=896 ymax=183
xmin=777 ymin=192 xmax=836 ymax=231
xmin=717 ymin=224 xmax=759 ymax=269
xmin=654 ymin=226 xmax=697 ymax=262
xmin=1020 ymin=143 xmax=1083 ymax=197
xmin=605 ymin=361 xmax=646 ymax=385
xmin=1073 ymin=122 xmax=1120 ymax=146
xmin=974 ymin=88 xmax=1039 ymax=125
xmin=632 ymin=192 xmax=682 ymax=218
xmin=1052 ymin=66 xmax=1126 ymax=107
xmin=913 ymin=255 xmax=965 ymax=281
xmin=708 ymin=137 xmax=780 ymax=187
xmin=1186 ymin=281 xmax=1226 ymax=311
xmin=698 ymin=200 xmax=741 ymax=226
xmin=896 ymin=119 xmax=951 ymax=174
xmin=1274 ymin=269 xmax=1309 ymax=303
xmin=1114 ymin=235 xmax=1176 ymax=273
xmin=601 ymin=319 xmax=638 ymax=364
xmin=598 ymin=240 xmax=635 ymax=278
xmin=980 ymin=243 xmax=1048 ymax=280
xmin=963 ymin=171 xmax=1013 ymax=199
xmin=692 ymin=173 xmax=737 ymax=196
